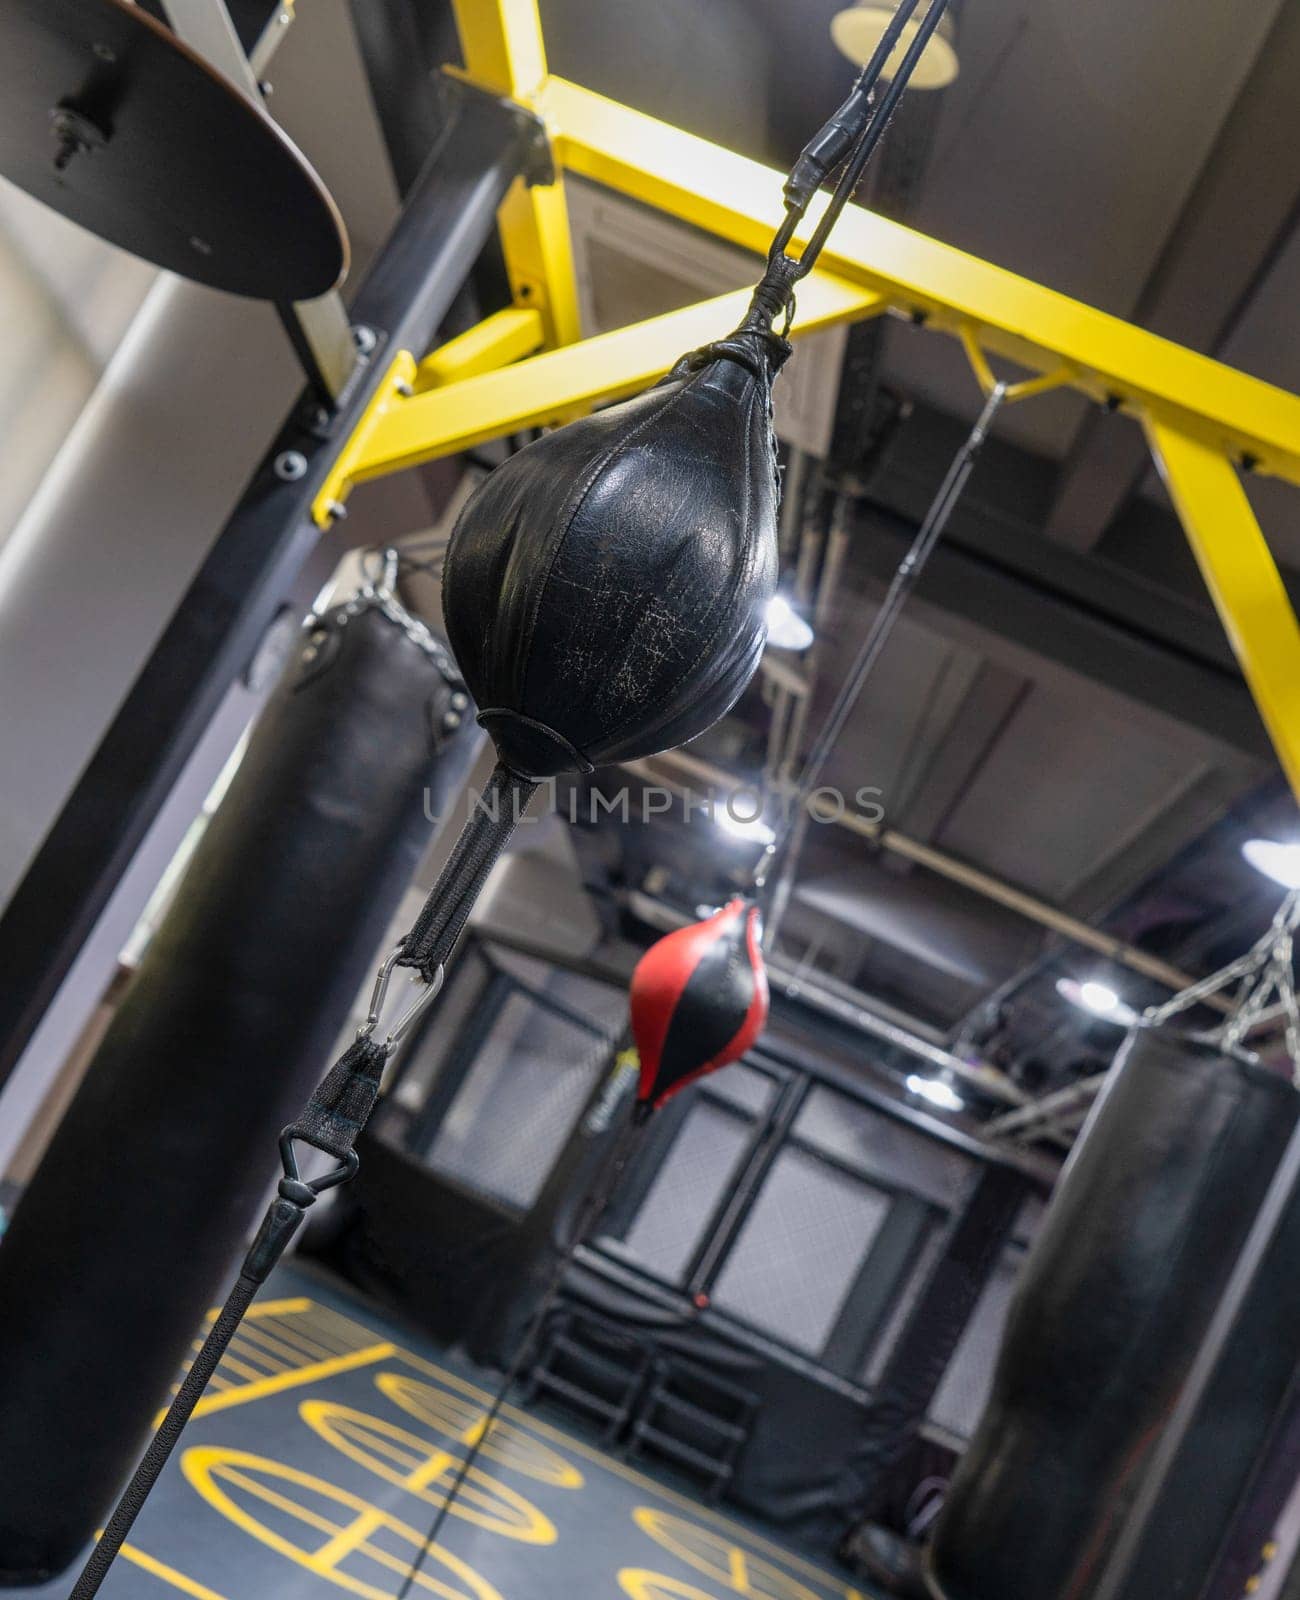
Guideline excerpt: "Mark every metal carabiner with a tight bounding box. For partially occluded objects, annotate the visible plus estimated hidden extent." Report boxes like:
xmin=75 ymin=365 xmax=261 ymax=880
xmin=358 ymin=945 xmax=446 ymax=1051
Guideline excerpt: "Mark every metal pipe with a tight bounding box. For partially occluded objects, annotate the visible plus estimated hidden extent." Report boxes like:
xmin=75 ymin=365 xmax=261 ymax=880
xmin=646 ymin=747 xmax=1229 ymax=1012
xmin=985 ymin=1071 xmax=1110 ymax=1138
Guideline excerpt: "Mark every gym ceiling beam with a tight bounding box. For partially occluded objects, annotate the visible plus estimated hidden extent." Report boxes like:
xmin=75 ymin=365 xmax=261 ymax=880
xmin=849 ymin=499 xmax=1274 ymax=764
xmin=316 ymin=14 xmax=1300 ymax=800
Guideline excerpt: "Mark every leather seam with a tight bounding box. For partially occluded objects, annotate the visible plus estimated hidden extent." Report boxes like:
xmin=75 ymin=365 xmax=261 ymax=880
xmin=595 ymin=367 xmax=772 ymax=756
xmin=517 ymin=372 xmax=711 ymax=729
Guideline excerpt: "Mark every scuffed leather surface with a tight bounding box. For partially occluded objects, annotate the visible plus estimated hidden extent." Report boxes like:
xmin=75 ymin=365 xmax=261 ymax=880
xmin=928 ymin=1027 xmax=1300 ymax=1600
xmin=443 ymin=330 xmax=784 ymax=778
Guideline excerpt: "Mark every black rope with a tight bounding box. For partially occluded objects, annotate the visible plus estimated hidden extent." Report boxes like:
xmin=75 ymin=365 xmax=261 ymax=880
xmin=757 ymin=381 xmax=1007 ymax=903
xmin=396 ymin=1099 xmax=649 ymax=1599
xmin=794 ymin=0 xmax=953 ymax=276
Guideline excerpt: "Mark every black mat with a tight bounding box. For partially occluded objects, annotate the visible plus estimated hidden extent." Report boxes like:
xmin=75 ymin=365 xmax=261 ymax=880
xmin=17 ymin=1266 xmax=875 ymax=1600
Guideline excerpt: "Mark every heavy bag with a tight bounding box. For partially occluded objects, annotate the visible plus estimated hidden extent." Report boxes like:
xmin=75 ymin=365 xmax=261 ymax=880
xmin=630 ymin=898 xmax=770 ymax=1109
xmin=442 ymin=314 xmax=789 ymax=780
xmin=0 ymin=600 xmax=467 ymax=1582
xmin=928 ymin=1025 xmax=1300 ymax=1600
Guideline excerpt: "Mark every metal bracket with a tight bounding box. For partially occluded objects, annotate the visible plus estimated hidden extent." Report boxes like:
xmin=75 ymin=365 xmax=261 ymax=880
xmin=439 ymin=68 xmax=555 ymax=188
xmin=310 ymin=348 xmax=415 ymax=526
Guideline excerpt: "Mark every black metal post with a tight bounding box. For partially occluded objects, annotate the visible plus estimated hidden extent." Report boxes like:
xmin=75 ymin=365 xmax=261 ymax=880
xmin=0 ymin=87 xmax=531 ymax=1090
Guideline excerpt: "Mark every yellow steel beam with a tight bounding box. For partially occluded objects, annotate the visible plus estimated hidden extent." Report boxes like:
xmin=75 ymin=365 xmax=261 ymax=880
xmin=415 ymin=306 xmax=544 ymax=391
xmin=344 ymin=275 xmax=884 ymax=487
xmin=1146 ymin=419 xmax=1300 ymax=797
xmin=452 ymin=0 xmax=581 ymax=348
xmin=545 ymin=77 xmax=1300 ymax=486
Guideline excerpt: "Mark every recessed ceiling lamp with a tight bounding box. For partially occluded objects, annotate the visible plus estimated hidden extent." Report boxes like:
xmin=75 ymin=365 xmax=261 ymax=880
xmin=905 ymin=1072 xmax=964 ymax=1111
xmin=1056 ymin=976 xmax=1139 ymax=1028
xmin=830 ymin=2 xmax=960 ymax=89
xmin=716 ymin=809 xmax=777 ymax=848
xmin=765 ymin=593 xmax=815 ymax=652
xmin=1242 ymin=838 xmax=1300 ymax=890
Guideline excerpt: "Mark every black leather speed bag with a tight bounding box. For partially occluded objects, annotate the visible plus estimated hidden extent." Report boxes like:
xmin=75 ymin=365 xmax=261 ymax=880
xmin=443 ymin=321 xmax=789 ymax=779
xmin=928 ymin=1025 xmax=1300 ymax=1600
xmin=0 ymin=600 xmax=468 ymax=1582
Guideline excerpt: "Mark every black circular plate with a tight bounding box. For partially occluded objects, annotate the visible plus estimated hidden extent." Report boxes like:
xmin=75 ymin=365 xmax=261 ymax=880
xmin=0 ymin=0 xmax=348 ymax=299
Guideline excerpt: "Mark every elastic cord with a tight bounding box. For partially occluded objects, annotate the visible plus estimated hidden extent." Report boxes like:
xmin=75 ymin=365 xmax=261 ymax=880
xmin=68 ymin=1275 xmax=259 ymax=1598
xmin=796 ymin=0 xmax=952 ymax=279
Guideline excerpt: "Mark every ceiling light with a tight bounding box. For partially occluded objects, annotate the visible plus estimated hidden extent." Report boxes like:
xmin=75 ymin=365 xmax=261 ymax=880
xmin=1056 ymin=977 xmax=1139 ymax=1027
xmin=905 ymin=1072 xmax=964 ymax=1111
xmin=1242 ymin=838 xmax=1300 ymax=890
xmin=716 ymin=809 xmax=777 ymax=848
xmin=830 ymin=3 xmax=960 ymax=90
xmin=765 ymin=594 xmax=815 ymax=652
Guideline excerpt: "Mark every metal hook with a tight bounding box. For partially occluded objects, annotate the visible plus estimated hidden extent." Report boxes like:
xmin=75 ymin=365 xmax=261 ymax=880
xmin=358 ymin=946 xmax=446 ymax=1051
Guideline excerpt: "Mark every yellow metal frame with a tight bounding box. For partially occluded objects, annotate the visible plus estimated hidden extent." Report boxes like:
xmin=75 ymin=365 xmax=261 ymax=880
xmin=315 ymin=0 xmax=1300 ymax=799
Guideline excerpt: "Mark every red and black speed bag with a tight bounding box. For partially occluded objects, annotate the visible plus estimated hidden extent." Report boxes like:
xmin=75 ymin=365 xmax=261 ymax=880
xmin=630 ymin=899 xmax=769 ymax=1110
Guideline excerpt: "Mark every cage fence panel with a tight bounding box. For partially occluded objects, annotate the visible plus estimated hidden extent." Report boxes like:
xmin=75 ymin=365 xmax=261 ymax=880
xmin=419 ymin=948 xmax=627 ymax=1212
xmin=618 ymin=1096 xmax=761 ymax=1282
xmin=710 ymin=1146 xmax=894 ymax=1353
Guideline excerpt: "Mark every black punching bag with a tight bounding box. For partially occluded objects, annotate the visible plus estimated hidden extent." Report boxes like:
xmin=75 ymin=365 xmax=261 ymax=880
xmin=928 ymin=1025 xmax=1300 ymax=1600
xmin=0 ymin=597 xmax=468 ymax=1582
xmin=443 ymin=318 xmax=787 ymax=778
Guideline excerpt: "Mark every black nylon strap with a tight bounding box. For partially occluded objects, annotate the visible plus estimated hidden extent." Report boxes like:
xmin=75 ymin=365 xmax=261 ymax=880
xmin=398 ymin=763 xmax=537 ymax=978
xmin=283 ymin=1035 xmax=390 ymax=1164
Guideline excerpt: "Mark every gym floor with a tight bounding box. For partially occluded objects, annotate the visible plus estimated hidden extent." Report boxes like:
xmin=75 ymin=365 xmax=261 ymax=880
xmin=19 ymin=1266 xmax=873 ymax=1600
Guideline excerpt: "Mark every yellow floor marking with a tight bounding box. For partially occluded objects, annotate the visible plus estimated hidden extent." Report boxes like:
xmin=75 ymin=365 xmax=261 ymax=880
xmin=289 ymin=1314 xmax=356 ymax=1356
xmin=226 ymin=1336 xmax=291 ymax=1375
xmin=257 ymin=1316 xmax=346 ymax=1363
xmin=118 ymin=1542 xmax=233 ymax=1600
xmin=154 ymin=1343 xmax=395 ymax=1426
xmin=391 ymin=1348 xmax=847 ymax=1591
xmin=156 ymin=1301 xmax=850 ymax=1599
xmin=310 ymin=1440 xmax=459 ymax=1567
xmin=188 ymin=1453 xmax=499 ymax=1600
xmin=212 ymin=1348 xmax=279 ymax=1384
xmin=235 ymin=1319 xmax=327 ymax=1369
xmin=202 ymin=1296 xmax=311 ymax=1321
xmin=729 ymin=1546 xmax=749 ymax=1589
xmin=302 ymin=1298 xmax=391 ymax=1347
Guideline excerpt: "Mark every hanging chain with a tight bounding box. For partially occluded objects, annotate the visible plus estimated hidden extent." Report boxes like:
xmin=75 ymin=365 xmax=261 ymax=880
xmin=315 ymin=546 xmax=465 ymax=692
xmin=1144 ymin=889 xmax=1300 ymax=1082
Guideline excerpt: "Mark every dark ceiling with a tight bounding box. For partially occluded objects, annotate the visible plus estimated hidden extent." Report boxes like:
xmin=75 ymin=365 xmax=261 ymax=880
xmin=512 ymin=0 xmax=1300 ymax=1129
